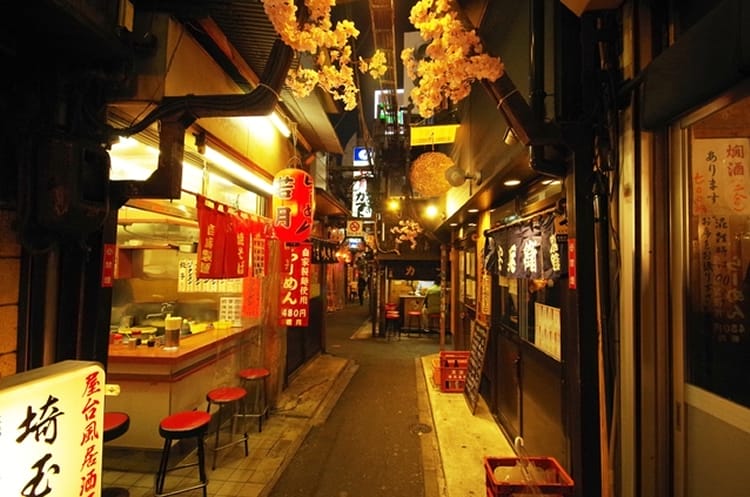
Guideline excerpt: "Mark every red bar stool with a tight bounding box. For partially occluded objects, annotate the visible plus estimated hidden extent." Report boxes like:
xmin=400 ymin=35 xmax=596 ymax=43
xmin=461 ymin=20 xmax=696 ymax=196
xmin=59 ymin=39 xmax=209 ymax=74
xmin=405 ymin=309 xmax=423 ymax=336
xmin=104 ymin=411 xmax=130 ymax=443
xmin=384 ymin=303 xmax=400 ymax=340
xmin=102 ymin=412 xmax=130 ymax=497
xmin=237 ymin=367 xmax=270 ymax=432
xmin=205 ymin=386 xmax=249 ymax=470
xmin=154 ymin=410 xmax=211 ymax=497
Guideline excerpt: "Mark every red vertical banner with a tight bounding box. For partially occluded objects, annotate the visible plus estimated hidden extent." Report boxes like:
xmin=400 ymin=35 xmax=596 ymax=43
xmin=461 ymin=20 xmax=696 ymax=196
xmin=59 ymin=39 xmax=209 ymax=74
xmin=279 ymin=243 xmax=312 ymax=327
xmin=197 ymin=196 xmax=227 ymax=278
xmin=223 ymin=209 xmax=251 ymax=279
xmin=101 ymin=243 xmax=116 ymax=287
xmin=568 ymin=237 xmax=577 ymax=289
xmin=242 ymin=276 xmax=262 ymax=318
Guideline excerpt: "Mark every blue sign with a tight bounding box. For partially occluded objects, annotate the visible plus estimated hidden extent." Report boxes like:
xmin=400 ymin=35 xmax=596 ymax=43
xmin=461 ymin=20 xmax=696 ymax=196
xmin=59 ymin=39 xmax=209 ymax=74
xmin=353 ymin=146 xmax=372 ymax=166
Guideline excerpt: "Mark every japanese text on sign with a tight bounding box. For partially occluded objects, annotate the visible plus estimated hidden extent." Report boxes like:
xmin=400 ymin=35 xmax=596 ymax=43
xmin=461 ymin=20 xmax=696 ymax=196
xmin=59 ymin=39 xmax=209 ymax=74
xmin=279 ymin=244 xmax=312 ymax=327
xmin=0 ymin=361 xmax=105 ymax=497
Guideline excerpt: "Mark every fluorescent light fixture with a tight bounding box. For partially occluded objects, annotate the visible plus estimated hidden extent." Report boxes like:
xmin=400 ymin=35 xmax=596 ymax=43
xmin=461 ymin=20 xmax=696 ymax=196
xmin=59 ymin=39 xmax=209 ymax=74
xmin=204 ymin=146 xmax=274 ymax=195
xmin=503 ymin=179 xmax=522 ymax=186
xmin=269 ymin=111 xmax=291 ymax=137
xmin=467 ymin=208 xmax=479 ymax=213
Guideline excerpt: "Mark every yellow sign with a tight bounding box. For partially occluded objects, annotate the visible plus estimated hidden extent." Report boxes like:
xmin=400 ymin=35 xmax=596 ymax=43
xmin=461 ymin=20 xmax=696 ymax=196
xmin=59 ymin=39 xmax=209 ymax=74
xmin=410 ymin=124 xmax=460 ymax=146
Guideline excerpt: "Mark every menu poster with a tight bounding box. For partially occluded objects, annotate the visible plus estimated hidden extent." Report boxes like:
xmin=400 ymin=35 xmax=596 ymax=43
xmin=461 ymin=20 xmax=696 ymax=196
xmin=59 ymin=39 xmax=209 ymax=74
xmin=279 ymin=243 xmax=312 ymax=327
xmin=692 ymin=139 xmax=750 ymax=343
xmin=242 ymin=276 xmax=262 ymax=318
xmin=463 ymin=321 xmax=489 ymax=415
xmin=691 ymin=138 xmax=750 ymax=216
xmin=0 ymin=361 xmax=105 ymax=497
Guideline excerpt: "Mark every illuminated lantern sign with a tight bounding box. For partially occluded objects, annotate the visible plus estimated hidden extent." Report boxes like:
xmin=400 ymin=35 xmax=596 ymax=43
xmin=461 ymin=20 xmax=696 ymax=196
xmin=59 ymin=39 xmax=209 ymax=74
xmin=0 ymin=361 xmax=105 ymax=497
xmin=272 ymin=168 xmax=315 ymax=243
xmin=280 ymin=243 xmax=312 ymax=327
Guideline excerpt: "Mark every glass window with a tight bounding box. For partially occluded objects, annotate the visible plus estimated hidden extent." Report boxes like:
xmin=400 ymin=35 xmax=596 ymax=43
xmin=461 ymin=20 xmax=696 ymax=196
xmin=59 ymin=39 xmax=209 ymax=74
xmin=686 ymin=94 xmax=750 ymax=408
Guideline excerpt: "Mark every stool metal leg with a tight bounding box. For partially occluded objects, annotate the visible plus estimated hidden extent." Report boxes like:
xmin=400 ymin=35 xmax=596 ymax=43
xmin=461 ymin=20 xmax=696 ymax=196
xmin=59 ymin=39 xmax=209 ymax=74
xmin=155 ymin=437 xmax=171 ymax=494
xmin=196 ymin=435 xmax=208 ymax=497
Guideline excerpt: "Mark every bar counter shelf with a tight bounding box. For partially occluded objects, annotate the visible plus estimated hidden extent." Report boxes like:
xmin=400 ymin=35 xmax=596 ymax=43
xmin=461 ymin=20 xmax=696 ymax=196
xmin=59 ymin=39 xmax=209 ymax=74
xmin=105 ymin=319 xmax=261 ymax=450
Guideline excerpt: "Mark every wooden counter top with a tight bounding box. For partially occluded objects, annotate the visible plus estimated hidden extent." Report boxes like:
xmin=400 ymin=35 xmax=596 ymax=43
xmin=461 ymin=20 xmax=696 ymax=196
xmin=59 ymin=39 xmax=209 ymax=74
xmin=109 ymin=320 xmax=258 ymax=363
xmin=107 ymin=319 xmax=261 ymax=381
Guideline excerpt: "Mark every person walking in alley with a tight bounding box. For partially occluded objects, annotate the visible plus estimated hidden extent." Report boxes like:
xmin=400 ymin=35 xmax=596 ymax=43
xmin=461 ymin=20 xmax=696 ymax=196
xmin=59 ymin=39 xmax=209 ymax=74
xmin=357 ymin=274 xmax=367 ymax=305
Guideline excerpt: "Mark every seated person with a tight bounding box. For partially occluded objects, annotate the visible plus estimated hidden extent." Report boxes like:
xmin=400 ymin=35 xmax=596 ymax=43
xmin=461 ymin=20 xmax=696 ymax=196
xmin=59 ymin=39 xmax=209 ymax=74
xmin=422 ymin=279 xmax=441 ymax=330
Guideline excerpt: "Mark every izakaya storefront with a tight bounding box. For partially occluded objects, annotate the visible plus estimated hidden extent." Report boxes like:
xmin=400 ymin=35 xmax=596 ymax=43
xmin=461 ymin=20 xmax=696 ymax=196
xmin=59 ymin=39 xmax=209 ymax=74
xmin=475 ymin=203 xmax=570 ymax=466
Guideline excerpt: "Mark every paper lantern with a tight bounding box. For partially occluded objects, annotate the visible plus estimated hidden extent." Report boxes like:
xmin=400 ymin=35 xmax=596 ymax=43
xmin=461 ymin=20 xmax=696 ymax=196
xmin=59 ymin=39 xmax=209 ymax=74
xmin=272 ymin=168 xmax=315 ymax=242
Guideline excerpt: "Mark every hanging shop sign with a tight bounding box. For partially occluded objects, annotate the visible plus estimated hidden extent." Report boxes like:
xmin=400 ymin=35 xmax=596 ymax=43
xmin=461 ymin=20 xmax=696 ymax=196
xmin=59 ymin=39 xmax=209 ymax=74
xmin=279 ymin=243 xmax=312 ymax=327
xmin=0 ymin=361 xmax=105 ymax=497
xmin=311 ymin=238 xmax=340 ymax=263
xmin=485 ymin=210 xmax=567 ymax=281
xmin=272 ymin=168 xmax=315 ymax=242
xmin=385 ymin=260 xmax=440 ymax=281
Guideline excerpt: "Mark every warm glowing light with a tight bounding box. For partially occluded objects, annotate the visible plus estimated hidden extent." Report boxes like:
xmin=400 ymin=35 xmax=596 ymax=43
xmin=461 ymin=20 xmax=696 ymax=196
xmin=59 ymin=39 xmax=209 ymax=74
xmin=503 ymin=179 xmax=522 ymax=186
xmin=204 ymin=147 xmax=274 ymax=195
xmin=424 ymin=204 xmax=439 ymax=219
xmin=387 ymin=198 xmax=401 ymax=211
xmin=269 ymin=111 xmax=291 ymax=137
xmin=467 ymin=208 xmax=479 ymax=213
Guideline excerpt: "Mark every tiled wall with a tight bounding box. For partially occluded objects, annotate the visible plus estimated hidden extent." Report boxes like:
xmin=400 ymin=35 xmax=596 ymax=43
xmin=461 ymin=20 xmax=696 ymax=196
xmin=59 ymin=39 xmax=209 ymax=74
xmin=0 ymin=209 xmax=20 ymax=377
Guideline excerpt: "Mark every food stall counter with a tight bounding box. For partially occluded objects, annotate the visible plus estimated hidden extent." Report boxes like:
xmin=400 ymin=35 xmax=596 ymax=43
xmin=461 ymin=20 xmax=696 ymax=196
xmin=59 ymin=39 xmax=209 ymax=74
xmin=105 ymin=319 xmax=262 ymax=450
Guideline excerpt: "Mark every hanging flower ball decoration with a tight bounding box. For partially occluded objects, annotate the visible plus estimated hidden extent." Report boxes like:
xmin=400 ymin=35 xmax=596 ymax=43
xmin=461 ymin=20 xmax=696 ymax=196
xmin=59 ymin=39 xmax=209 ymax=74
xmin=272 ymin=168 xmax=315 ymax=243
xmin=409 ymin=151 xmax=455 ymax=197
xmin=262 ymin=0 xmax=387 ymax=111
xmin=401 ymin=0 xmax=505 ymax=118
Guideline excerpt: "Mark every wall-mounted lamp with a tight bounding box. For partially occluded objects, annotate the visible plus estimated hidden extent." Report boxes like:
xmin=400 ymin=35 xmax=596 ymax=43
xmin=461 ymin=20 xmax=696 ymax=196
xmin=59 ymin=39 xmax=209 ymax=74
xmin=445 ymin=165 xmax=482 ymax=187
xmin=503 ymin=127 xmax=518 ymax=146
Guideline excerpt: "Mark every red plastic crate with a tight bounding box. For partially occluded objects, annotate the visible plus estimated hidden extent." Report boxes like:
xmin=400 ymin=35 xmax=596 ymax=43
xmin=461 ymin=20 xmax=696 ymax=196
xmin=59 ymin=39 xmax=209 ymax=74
xmin=437 ymin=351 xmax=469 ymax=393
xmin=484 ymin=456 xmax=574 ymax=497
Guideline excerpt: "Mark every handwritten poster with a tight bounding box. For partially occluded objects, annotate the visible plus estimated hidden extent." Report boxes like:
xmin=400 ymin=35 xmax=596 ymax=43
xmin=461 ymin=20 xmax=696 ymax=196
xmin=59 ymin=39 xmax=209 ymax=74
xmin=691 ymin=138 xmax=750 ymax=343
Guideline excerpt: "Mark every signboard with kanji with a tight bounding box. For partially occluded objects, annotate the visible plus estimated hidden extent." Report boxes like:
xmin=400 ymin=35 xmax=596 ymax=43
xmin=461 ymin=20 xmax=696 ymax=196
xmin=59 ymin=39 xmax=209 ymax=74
xmin=0 ymin=361 xmax=105 ymax=497
xmin=279 ymin=243 xmax=312 ymax=327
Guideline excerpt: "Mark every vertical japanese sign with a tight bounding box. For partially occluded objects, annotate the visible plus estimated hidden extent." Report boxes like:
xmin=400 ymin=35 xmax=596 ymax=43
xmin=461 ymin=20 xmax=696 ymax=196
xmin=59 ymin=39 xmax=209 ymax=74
xmin=100 ymin=244 xmax=115 ymax=288
xmin=692 ymin=138 xmax=750 ymax=343
xmin=197 ymin=196 xmax=227 ymax=279
xmin=0 ymin=361 xmax=105 ymax=497
xmin=272 ymin=168 xmax=315 ymax=243
xmin=279 ymin=243 xmax=312 ymax=327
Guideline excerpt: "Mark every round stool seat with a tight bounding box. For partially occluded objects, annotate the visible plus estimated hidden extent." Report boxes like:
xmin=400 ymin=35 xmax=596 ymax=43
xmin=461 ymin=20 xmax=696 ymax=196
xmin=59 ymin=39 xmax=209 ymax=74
xmin=238 ymin=367 xmax=270 ymax=381
xmin=103 ymin=412 xmax=130 ymax=443
xmin=159 ymin=411 xmax=211 ymax=439
xmin=207 ymin=386 xmax=246 ymax=405
xmin=406 ymin=310 xmax=421 ymax=317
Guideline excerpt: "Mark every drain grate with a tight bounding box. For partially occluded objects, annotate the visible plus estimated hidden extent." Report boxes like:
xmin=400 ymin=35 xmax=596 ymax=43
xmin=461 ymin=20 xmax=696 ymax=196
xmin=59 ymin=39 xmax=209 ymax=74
xmin=409 ymin=422 xmax=433 ymax=435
